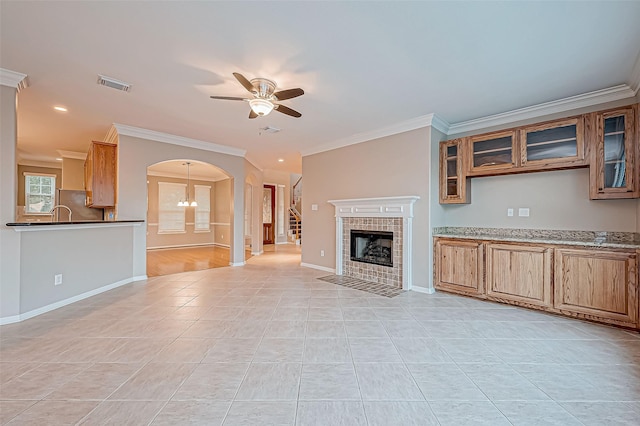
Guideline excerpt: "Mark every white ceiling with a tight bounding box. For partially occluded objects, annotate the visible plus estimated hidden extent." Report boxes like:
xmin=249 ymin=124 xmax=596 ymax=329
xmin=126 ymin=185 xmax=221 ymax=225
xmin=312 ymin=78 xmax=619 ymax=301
xmin=2 ymin=1 xmax=640 ymax=174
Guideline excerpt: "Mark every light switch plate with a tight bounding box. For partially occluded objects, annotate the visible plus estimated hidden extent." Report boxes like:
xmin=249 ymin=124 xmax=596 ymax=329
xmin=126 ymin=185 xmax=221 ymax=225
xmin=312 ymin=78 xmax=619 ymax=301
xmin=311 ymin=204 xmax=318 ymax=211
xmin=507 ymin=208 xmax=514 ymax=217
xmin=518 ymin=208 xmax=530 ymax=217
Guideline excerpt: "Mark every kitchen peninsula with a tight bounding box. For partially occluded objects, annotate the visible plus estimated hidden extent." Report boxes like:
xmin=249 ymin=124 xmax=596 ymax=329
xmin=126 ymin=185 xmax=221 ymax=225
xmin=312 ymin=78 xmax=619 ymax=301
xmin=1 ymin=219 xmax=145 ymax=324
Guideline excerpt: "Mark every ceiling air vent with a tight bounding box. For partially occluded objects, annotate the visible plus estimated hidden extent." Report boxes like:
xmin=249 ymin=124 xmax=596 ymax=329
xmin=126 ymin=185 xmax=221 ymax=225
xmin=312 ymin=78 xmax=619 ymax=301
xmin=97 ymin=74 xmax=131 ymax=92
xmin=258 ymin=126 xmax=281 ymax=135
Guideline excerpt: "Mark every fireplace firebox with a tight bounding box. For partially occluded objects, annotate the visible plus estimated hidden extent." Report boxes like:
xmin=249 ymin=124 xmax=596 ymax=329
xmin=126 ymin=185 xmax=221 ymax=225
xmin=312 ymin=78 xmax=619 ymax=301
xmin=350 ymin=230 xmax=393 ymax=267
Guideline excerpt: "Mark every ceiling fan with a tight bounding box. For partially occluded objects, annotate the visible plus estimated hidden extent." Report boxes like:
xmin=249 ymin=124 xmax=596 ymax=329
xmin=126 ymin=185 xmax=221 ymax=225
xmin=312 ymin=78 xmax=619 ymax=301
xmin=210 ymin=72 xmax=304 ymax=119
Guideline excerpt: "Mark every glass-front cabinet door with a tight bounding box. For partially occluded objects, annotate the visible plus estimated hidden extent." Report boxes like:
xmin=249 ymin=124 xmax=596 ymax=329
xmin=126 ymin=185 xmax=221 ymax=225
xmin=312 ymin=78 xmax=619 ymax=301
xmin=439 ymin=139 xmax=469 ymax=204
xmin=520 ymin=117 xmax=585 ymax=169
xmin=590 ymin=105 xmax=638 ymax=199
xmin=468 ymin=130 xmax=517 ymax=175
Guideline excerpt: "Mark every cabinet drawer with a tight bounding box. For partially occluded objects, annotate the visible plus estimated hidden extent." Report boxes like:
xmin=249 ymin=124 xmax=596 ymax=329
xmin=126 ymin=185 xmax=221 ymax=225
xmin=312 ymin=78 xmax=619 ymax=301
xmin=434 ymin=239 xmax=484 ymax=296
xmin=486 ymin=243 xmax=552 ymax=308
xmin=554 ymin=248 xmax=637 ymax=327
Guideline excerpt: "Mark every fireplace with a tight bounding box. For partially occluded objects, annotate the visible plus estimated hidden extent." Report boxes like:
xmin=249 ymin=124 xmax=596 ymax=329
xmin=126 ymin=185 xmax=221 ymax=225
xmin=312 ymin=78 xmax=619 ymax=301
xmin=328 ymin=196 xmax=419 ymax=290
xmin=350 ymin=230 xmax=393 ymax=267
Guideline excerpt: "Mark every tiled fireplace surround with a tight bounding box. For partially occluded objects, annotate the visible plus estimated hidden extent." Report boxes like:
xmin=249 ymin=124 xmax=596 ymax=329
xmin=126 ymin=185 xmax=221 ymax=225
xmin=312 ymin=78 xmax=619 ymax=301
xmin=343 ymin=217 xmax=403 ymax=288
xmin=328 ymin=196 xmax=419 ymax=290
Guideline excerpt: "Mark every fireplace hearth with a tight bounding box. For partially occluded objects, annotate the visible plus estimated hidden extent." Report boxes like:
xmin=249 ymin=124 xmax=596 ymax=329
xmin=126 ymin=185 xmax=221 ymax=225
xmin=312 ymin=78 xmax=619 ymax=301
xmin=350 ymin=230 xmax=393 ymax=267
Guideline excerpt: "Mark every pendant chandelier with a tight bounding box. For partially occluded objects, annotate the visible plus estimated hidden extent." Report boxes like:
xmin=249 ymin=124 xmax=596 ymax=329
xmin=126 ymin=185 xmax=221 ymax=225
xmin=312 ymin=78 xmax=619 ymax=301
xmin=177 ymin=162 xmax=197 ymax=207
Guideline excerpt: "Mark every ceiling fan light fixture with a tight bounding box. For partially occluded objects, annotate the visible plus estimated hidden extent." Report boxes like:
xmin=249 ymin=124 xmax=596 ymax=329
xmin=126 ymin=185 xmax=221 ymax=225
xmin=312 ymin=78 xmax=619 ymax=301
xmin=249 ymin=98 xmax=274 ymax=116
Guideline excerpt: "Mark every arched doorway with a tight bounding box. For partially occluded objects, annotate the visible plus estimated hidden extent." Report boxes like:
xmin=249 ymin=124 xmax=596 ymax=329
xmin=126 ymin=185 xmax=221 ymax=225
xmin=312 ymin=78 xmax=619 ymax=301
xmin=145 ymin=159 xmax=242 ymax=276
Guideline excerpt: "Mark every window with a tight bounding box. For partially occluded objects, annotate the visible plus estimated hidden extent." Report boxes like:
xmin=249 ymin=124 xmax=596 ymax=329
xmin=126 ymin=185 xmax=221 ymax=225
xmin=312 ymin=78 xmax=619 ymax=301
xmin=158 ymin=182 xmax=186 ymax=233
xmin=25 ymin=173 xmax=56 ymax=213
xmin=194 ymin=185 xmax=211 ymax=231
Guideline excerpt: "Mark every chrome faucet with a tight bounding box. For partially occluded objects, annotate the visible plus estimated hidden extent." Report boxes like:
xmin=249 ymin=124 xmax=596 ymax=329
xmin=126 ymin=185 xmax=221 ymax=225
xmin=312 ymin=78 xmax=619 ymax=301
xmin=50 ymin=205 xmax=72 ymax=222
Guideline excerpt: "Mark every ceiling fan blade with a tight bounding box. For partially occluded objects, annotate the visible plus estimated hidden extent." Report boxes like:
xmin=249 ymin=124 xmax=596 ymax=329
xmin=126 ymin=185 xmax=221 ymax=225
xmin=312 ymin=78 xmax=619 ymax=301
xmin=233 ymin=72 xmax=256 ymax=93
xmin=210 ymin=95 xmax=247 ymax=101
xmin=274 ymin=88 xmax=304 ymax=101
xmin=249 ymin=109 xmax=258 ymax=119
xmin=274 ymin=104 xmax=302 ymax=118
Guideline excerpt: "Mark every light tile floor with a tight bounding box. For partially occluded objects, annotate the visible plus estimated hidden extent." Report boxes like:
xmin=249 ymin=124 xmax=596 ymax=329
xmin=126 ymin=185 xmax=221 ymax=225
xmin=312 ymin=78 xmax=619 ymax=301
xmin=1 ymin=245 xmax=639 ymax=425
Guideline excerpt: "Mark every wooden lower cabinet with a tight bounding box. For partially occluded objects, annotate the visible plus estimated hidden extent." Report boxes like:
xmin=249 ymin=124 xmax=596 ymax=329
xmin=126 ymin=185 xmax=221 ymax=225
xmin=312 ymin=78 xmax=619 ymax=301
xmin=554 ymin=248 xmax=638 ymax=328
xmin=433 ymin=237 xmax=639 ymax=330
xmin=434 ymin=239 xmax=484 ymax=296
xmin=485 ymin=243 xmax=552 ymax=308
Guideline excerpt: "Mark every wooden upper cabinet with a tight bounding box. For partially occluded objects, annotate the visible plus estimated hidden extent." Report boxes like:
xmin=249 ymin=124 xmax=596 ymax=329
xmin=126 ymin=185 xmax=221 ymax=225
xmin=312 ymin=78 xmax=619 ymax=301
xmin=485 ymin=243 xmax=552 ymax=308
xmin=554 ymin=248 xmax=638 ymax=327
xmin=85 ymin=141 xmax=116 ymax=208
xmin=519 ymin=116 xmax=586 ymax=170
xmin=434 ymin=238 xmax=484 ymax=296
xmin=467 ymin=130 xmax=517 ymax=175
xmin=590 ymin=104 xmax=638 ymax=199
xmin=439 ymin=139 xmax=470 ymax=204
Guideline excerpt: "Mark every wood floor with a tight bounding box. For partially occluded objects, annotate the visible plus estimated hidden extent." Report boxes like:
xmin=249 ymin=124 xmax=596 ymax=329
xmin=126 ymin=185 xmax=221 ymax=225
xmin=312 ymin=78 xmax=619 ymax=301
xmin=147 ymin=245 xmax=252 ymax=277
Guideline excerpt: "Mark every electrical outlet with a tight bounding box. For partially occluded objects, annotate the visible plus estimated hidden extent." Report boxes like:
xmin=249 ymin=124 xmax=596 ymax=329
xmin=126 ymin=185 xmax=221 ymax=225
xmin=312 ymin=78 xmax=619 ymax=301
xmin=54 ymin=274 xmax=63 ymax=286
xmin=507 ymin=208 xmax=514 ymax=217
xmin=320 ymin=250 xmax=325 ymax=257
xmin=518 ymin=208 xmax=530 ymax=217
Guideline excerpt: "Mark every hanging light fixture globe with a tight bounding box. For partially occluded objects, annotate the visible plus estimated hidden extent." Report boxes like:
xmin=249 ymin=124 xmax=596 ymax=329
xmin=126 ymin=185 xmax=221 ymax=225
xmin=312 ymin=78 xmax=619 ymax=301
xmin=249 ymin=98 xmax=275 ymax=116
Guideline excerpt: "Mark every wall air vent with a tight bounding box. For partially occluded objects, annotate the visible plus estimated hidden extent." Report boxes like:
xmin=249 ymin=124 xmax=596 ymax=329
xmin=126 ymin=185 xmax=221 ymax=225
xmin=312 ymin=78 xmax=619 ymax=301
xmin=97 ymin=74 xmax=131 ymax=92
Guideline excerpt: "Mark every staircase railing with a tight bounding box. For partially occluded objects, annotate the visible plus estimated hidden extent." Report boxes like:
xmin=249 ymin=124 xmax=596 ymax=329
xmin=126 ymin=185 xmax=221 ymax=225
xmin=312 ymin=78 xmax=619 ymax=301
xmin=288 ymin=206 xmax=301 ymax=243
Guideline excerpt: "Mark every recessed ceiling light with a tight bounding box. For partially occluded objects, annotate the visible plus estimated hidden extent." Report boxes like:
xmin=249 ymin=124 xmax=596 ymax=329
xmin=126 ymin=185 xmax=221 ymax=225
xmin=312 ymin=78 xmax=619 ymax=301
xmin=53 ymin=106 xmax=67 ymax=112
xmin=55 ymin=157 xmax=63 ymax=161
xmin=278 ymin=158 xmax=284 ymax=163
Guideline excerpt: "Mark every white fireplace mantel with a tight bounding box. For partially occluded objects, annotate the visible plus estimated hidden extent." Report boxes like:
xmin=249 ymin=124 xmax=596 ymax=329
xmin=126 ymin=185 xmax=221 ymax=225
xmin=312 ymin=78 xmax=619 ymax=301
xmin=328 ymin=196 xmax=420 ymax=290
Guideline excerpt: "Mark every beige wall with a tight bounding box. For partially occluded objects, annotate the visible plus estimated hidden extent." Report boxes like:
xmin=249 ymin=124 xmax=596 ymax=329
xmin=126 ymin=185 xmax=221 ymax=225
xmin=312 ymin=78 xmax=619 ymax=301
xmin=442 ymin=169 xmax=638 ymax=231
xmin=244 ymin=161 xmax=264 ymax=255
xmin=263 ymin=169 xmax=292 ymax=244
xmin=62 ymin=158 xmax=84 ymax=190
xmin=302 ymin=127 xmax=432 ymax=288
xmin=1 ymin=85 xmax=21 ymax=319
xmin=16 ymin=165 xmax=62 ymax=206
xmin=19 ymin=225 xmax=136 ymax=313
xmin=213 ymin=179 xmax=231 ymax=246
xmin=146 ymin=175 xmax=225 ymax=249
xmin=117 ymin=134 xmax=247 ymax=275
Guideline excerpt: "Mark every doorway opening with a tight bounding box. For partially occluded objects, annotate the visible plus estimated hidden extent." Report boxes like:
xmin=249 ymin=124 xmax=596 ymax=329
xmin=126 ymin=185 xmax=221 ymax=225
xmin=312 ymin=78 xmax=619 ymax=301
xmin=263 ymin=184 xmax=275 ymax=244
xmin=145 ymin=159 xmax=248 ymax=277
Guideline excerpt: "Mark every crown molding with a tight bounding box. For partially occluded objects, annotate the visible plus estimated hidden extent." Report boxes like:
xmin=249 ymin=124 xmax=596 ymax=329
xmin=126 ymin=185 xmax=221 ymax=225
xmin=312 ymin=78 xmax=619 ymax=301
xmin=448 ymin=84 xmax=636 ymax=135
xmin=427 ymin=113 xmax=450 ymax=135
xmin=103 ymin=125 xmax=119 ymax=144
xmin=56 ymin=150 xmax=86 ymax=160
xmin=0 ymin=68 xmax=28 ymax=91
xmin=630 ymin=51 xmax=640 ymax=94
xmin=301 ymin=113 xmax=447 ymax=157
xmin=113 ymin=124 xmax=246 ymax=157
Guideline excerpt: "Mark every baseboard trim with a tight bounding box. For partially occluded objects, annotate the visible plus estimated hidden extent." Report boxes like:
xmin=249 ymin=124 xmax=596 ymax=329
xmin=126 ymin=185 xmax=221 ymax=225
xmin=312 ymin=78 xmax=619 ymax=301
xmin=229 ymin=261 xmax=246 ymax=267
xmin=251 ymin=250 xmax=263 ymax=256
xmin=0 ymin=275 xmax=147 ymax=325
xmin=411 ymin=285 xmax=435 ymax=294
xmin=300 ymin=262 xmax=335 ymax=274
xmin=147 ymin=243 xmax=216 ymax=250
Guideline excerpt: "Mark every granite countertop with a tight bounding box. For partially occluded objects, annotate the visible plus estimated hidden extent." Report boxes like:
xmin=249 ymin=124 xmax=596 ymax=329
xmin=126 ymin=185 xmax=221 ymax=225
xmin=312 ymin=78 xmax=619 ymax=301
xmin=7 ymin=220 xmax=145 ymax=226
xmin=433 ymin=227 xmax=640 ymax=249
